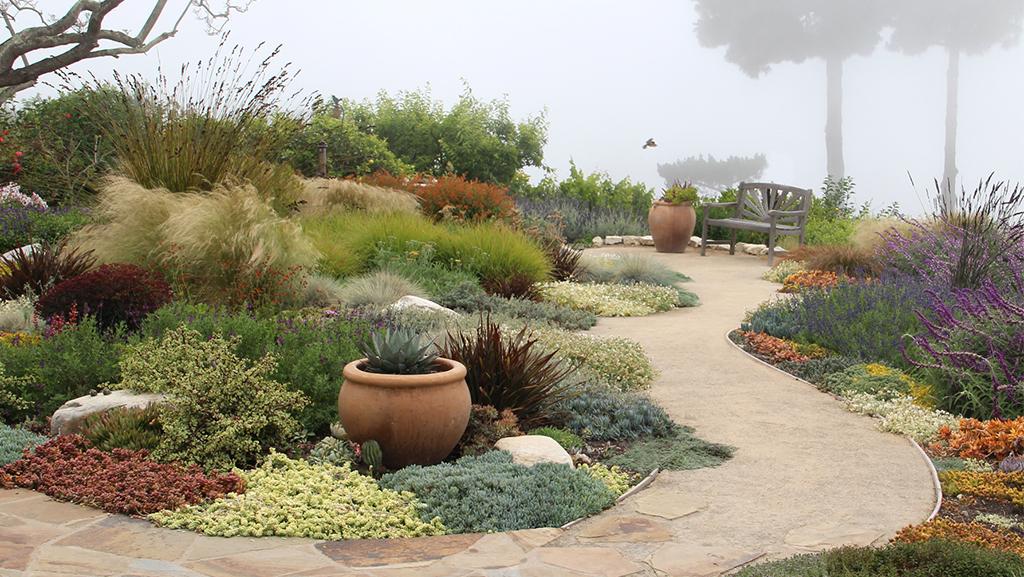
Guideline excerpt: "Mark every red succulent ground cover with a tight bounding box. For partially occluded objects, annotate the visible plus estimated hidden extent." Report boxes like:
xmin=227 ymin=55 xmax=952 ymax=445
xmin=0 ymin=435 xmax=242 ymax=515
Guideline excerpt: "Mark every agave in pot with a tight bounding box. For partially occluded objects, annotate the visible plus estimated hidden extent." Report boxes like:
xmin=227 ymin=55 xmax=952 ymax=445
xmin=338 ymin=327 xmax=470 ymax=468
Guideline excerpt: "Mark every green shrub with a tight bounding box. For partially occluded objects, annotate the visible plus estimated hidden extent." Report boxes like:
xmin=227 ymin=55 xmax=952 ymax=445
xmin=827 ymin=539 xmax=1024 ymax=577
xmin=441 ymin=316 xmax=574 ymax=428
xmin=820 ymin=363 xmax=916 ymax=398
xmin=456 ymin=405 xmax=523 ymax=457
xmin=436 ymin=223 xmax=551 ymax=288
xmin=117 ymin=326 xmax=307 ymax=471
xmin=380 ymin=451 xmax=614 ymax=533
xmin=733 ymin=553 xmax=827 ymax=577
xmin=539 ymin=281 xmax=690 ymax=317
xmin=150 ymin=452 xmax=445 ymax=539
xmin=307 ymin=437 xmax=357 ymax=467
xmin=0 ymin=317 xmax=122 ymax=423
xmin=303 ymin=211 xmax=445 ymax=277
xmin=0 ymin=422 xmax=45 ymax=465
xmin=529 ymin=427 xmax=583 ymax=450
xmin=370 ymin=242 xmax=484 ymax=303
xmin=337 ymin=270 xmax=426 ymax=308
xmin=557 ymin=384 xmax=677 ymax=442
xmin=284 ymin=112 xmax=412 ymax=178
xmin=79 ymin=405 xmax=162 ymax=452
xmin=579 ymin=463 xmax=631 ymax=496
xmin=533 ymin=327 xmax=656 ymax=391
xmin=605 ymin=429 xmax=733 ymax=472
xmin=443 ymin=288 xmax=596 ymax=331
xmin=776 ymin=355 xmax=859 ymax=385
xmin=137 ymin=302 xmax=364 ymax=435
xmin=762 ymin=259 xmax=805 ymax=284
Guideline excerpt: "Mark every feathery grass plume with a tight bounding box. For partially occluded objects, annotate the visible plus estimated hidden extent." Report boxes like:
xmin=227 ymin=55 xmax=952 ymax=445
xmin=74 ymin=178 xmax=317 ymax=305
xmin=77 ymin=39 xmax=307 ymax=214
xmin=298 ymin=178 xmax=420 ymax=216
xmin=339 ymin=270 xmax=427 ymax=309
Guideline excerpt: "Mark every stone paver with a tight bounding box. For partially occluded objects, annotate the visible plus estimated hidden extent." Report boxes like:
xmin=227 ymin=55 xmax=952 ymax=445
xmin=0 ymin=250 xmax=937 ymax=576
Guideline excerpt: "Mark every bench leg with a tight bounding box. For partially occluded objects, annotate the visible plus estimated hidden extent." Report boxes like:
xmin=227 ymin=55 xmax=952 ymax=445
xmin=768 ymin=228 xmax=777 ymax=267
xmin=729 ymin=230 xmax=737 ymax=255
xmin=700 ymin=216 xmax=708 ymax=256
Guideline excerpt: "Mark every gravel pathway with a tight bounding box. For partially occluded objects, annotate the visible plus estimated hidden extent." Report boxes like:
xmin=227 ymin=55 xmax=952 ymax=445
xmin=0 ymin=249 xmax=935 ymax=577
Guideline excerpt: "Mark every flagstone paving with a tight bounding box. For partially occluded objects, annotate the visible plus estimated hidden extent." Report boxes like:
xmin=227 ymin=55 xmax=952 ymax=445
xmin=0 ymin=249 xmax=936 ymax=576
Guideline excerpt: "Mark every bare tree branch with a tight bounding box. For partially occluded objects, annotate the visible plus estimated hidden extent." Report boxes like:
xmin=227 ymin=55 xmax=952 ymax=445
xmin=0 ymin=0 xmax=254 ymax=103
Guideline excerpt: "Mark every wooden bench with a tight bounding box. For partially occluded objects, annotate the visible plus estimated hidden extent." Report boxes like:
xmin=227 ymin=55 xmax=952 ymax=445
xmin=700 ymin=182 xmax=812 ymax=266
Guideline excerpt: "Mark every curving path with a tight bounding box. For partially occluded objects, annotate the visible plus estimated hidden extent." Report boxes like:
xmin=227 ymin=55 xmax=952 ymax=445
xmin=0 ymin=249 xmax=935 ymax=577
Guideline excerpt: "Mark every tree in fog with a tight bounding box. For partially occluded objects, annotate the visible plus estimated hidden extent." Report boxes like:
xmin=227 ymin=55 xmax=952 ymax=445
xmin=657 ymin=153 xmax=767 ymax=193
xmin=889 ymin=0 xmax=1024 ymax=201
xmin=694 ymin=0 xmax=887 ymax=179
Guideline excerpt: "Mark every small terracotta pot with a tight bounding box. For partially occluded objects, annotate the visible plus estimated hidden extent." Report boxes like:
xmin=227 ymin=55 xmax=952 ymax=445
xmin=648 ymin=201 xmax=696 ymax=253
xmin=338 ymin=358 xmax=470 ymax=469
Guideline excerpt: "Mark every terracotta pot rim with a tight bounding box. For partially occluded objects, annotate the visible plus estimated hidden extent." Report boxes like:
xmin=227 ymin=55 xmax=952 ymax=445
xmin=652 ymin=200 xmax=695 ymax=207
xmin=342 ymin=357 xmax=467 ymax=388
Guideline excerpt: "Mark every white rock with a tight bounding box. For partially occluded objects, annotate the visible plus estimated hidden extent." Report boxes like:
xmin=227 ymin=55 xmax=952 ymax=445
xmin=640 ymin=235 xmax=655 ymax=246
xmin=604 ymin=235 xmax=623 ymax=245
xmin=387 ymin=295 xmax=457 ymax=316
xmin=592 ymin=236 xmax=604 ymax=247
xmin=735 ymin=242 xmax=753 ymax=253
xmin=0 ymin=243 xmax=39 ymax=262
xmin=774 ymin=246 xmax=788 ymax=254
xmin=743 ymin=244 xmax=768 ymax=256
xmin=710 ymin=243 xmax=731 ymax=251
xmin=688 ymin=236 xmax=703 ymax=248
xmin=622 ymin=235 xmax=642 ymax=247
xmin=495 ymin=435 xmax=574 ymax=468
xmin=51 ymin=390 xmax=166 ymax=436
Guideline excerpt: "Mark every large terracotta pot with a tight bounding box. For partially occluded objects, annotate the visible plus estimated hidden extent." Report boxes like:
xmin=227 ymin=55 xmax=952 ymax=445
xmin=648 ymin=201 xmax=696 ymax=253
xmin=339 ymin=358 xmax=470 ymax=469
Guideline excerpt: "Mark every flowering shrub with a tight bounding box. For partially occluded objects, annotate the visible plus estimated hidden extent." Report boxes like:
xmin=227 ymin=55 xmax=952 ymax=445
xmin=37 ymin=263 xmax=171 ymax=332
xmin=895 ymin=519 xmax=1024 ymax=557
xmin=762 ymin=259 xmax=805 ymax=283
xmin=820 ymin=363 xmax=926 ymax=401
xmin=579 ymin=463 xmax=631 ymax=496
xmin=0 ymin=435 xmax=242 ymax=515
xmin=150 ymin=453 xmax=445 ymax=539
xmin=940 ymin=470 xmax=1024 ymax=507
xmin=905 ymin=282 xmax=1024 ymax=420
xmin=0 ymin=183 xmax=47 ymax=210
xmin=740 ymin=331 xmax=809 ymax=364
xmin=841 ymin=392 xmax=957 ymax=443
xmin=533 ymin=327 xmax=657 ymax=391
xmin=780 ymin=270 xmax=840 ymax=293
xmin=118 ymin=327 xmax=307 ymax=471
xmin=538 ymin=281 xmax=685 ymax=317
xmin=937 ymin=417 xmax=1024 ymax=461
xmin=0 ymin=331 xmax=39 ymax=347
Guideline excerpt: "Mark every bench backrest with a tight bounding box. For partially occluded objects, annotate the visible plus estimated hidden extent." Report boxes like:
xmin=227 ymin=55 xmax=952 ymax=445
xmin=735 ymin=182 xmax=812 ymax=225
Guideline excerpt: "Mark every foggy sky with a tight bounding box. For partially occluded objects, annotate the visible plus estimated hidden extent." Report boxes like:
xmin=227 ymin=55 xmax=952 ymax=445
xmin=17 ymin=0 xmax=1024 ymax=213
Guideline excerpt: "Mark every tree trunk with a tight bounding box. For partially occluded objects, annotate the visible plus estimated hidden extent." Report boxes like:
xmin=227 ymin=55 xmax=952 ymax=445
xmin=942 ymin=47 xmax=961 ymax=208
xmin=824 ymin=56 xmax=845 ymax=179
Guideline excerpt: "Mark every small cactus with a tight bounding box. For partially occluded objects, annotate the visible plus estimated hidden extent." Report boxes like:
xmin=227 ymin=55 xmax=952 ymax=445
xmin=361 ymin=439 xmax=383 ymax=471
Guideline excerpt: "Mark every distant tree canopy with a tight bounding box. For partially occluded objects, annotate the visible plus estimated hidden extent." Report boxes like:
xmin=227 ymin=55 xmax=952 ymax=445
xmin=657 ymin=153 xmax=767 ymax=193
xmin=694 ymin=0 xmax=888 ymax=178
xmin=290 ymin=87 xmax=547 ymax=185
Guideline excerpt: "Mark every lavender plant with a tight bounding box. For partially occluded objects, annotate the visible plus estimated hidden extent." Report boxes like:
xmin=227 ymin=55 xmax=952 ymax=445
xmin=904 ymin=281 xmax=1024 ymax=420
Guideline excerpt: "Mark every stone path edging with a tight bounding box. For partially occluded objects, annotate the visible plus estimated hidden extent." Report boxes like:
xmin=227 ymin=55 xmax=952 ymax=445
xmin=724 ymin=330 xmax=943 ymax=522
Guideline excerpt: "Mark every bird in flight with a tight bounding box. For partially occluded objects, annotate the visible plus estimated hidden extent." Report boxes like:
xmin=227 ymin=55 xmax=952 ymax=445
xmin=643 ymin=138 xmax=657 ymax=149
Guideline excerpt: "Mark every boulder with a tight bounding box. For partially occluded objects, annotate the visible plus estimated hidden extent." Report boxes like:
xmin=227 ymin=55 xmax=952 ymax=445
xmin=622 ymin=235 xmax=642 ymax=247
xmin=640 ymin=235 xmax=655 ymax=246
xmin=51 ymin=390 xmax=167 ymax=436
xmin=743 ymin=244 xmax=769 ymax=256
xmin=495 ymin=435 xmax=574 ymax=468
xmin=592 ymin=236 xmax=604 ymax=247
xmin=387 ymin=295 xmax=458 ymax=316
xmin=604 ymin=235 xmax=623 ymax=245
xmin=1 ymin=243 xmax=39 ymax=262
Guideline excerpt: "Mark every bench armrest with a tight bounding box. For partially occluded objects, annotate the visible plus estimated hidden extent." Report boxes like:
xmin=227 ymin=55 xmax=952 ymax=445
xmin=704 ymin=201 xmax=738 ymax=209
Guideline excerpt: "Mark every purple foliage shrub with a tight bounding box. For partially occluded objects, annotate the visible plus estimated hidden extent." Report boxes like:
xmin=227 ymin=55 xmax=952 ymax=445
xmin=904 ymin=281 xmax=1024 ymax=420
